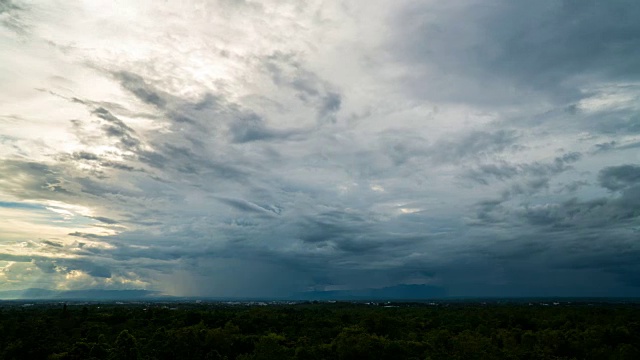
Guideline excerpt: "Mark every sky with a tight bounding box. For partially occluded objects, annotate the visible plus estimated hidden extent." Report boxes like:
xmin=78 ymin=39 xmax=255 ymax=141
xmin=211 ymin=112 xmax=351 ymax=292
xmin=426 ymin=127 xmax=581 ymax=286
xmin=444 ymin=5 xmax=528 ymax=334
xmin=1 ymin=0 xmax=640 ymax=299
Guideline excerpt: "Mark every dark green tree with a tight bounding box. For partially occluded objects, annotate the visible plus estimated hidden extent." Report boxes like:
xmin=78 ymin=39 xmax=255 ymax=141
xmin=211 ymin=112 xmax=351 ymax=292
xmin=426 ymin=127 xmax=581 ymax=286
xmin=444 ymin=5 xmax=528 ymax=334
xmin=111 ymin=330 xmax=138 ymax=360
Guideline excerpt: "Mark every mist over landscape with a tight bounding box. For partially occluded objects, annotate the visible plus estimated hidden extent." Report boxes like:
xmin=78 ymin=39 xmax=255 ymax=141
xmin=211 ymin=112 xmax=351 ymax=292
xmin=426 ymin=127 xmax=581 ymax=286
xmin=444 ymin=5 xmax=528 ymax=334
xmin=2 ymin=0 xmax=640 ymax=300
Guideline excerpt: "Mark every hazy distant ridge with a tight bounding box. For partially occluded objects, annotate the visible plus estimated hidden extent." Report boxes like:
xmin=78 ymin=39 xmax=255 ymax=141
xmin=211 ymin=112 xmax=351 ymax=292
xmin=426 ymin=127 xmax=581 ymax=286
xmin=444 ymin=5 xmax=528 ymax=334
xmin=293 ymin=284 xmax=447 ymax=301
xmin=0 ymin=288 xmax=159 ymax=300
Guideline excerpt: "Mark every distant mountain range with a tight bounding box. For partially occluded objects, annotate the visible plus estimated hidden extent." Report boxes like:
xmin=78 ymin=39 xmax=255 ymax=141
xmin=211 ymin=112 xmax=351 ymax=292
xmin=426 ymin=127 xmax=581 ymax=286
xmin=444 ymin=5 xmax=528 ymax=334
xmin=0 ymin=288 xmax=160 ymax=301
xmin=292 ymin=284 xmax=447 ymax=301
xmin=0 ymin=284 xmax=446 ymax=301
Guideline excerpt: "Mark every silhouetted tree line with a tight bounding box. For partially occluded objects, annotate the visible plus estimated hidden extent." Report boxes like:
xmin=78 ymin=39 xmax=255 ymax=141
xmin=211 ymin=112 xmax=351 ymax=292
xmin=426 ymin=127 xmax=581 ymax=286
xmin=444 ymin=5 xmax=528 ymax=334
xmin=0 ymin=302 xmax=639 ymax=359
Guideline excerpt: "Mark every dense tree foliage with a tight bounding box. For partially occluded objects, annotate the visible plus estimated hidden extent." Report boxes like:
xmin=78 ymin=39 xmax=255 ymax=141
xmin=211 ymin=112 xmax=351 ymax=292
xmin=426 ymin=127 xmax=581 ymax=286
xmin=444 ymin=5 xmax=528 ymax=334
xmin=0 ymin=301 xmax=638 ymax=359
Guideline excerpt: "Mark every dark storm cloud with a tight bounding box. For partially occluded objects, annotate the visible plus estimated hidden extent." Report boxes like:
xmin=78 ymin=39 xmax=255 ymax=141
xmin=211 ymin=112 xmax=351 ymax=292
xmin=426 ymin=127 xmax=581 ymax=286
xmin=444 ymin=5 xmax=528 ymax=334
xmin=91 ymin=107 xmax=141 ymax=150
xmin=591 ymin=140 xmax=640 ymax=153
xmin=0 ymin=0 xmax=28 ymax=34
xmin=0 ymin=160 xmax=73 ymax=199
xmin=0 ymin=156 xmax=148 ymax=236
xmin=521 ymin=198 xmax=612 ymax=228
xmin=98 ymin=161 xmax=136 ymax=172
xmin=111 ymin=72 xmax=223 ymax=139
xmin=598 ymin=164 xmax=640 ymax=191
xmin=379 ymin=129 xmax=521 ymax=168
xmin=477 ymin=169 xmax=640 ymax=230
xmin=41 ymin=240 xmax=63 ymax=248
xmin=594 ymin=141 xmax=619 ymax=153
xmin=465 ymin=152 xmax=582 ymax=186
xmin=433 ymin=130 xmax=520 ymax=163
xmin=616 ymin=141 xmax=640 ymax=151
xmin=216 ymin=196 xmax=280 ymax=216
xmin=93 ymin=107 xmax=133 ymax=132
xmin=264 ymin=51 xmax=342 ymax=122
xmin=0 ymin=0 xmax=19 ymax=14
xmin=76 ymin=177 xmax=137 ymax=198
xmin=291 ymin=209 xmax=433 ymax=263
xmin=68 ymin=232 xmax=102 ymax=239
xmin=586 ymin=109 xmax=640 ymax=135
xmin=459 ymin=205 xmax=640 ymax=294
xmin=378 ymin=132 xmax=428 ymax=166
xmin=113 ymin=70 xmax=309 ymax=149
xmin=318 ymin=92 xmax=342 ymax=121
xmin=508 ymin=177 xmax=550 ymax=196
xmin=81 ymin=263 xmax=112 ymax=278
xmin=33 ymin=258 xmax=112 ymax=278
xmin=77 ymin=229 xmax=224 ymax=263
xmin=394 ymin=0 xmax=640 ymax=104
xmin=1 ymin=254 xmax=114 ymax=280
xmin=157 ymin=143 xmax=250 ymax=180
xmin=6 ymin=1 xmax=640 ymax=298
xmin=73 ymin=151 xmax=100 ymax=161
xmin=81 ymin=202 xmax=436 ymax=287
xmin=466 ymin=163 xmax=519 ymax=184
xmin=137 ymin=150 xmax=167 ymax=169
xmin=90 ymin=216 xmax=118 ymax=224
xmin=32 ymin=258 xmax=57 ymax=273
xmin=60 ymin=151 xmax=137 ymax=173
xmin=115 ymin=71 xmax=167 ymax=108
xmin=64 ymin=85 xmax=250 ymax=180
xmin=479 ymin=0 xmax=640 ymax=93
xmin=77 ymin=2 xmax=640 ymax=298
xmin=228 ymin=113 xmax=301 ymax=143
xmin=298 ymin=211 xmax=367 ymax=245
xmin=605 ymin=261 xmax=640 ymax=288
xmin=537 ymin=232 xmax=640 ymax=289
xmin=557 ymin=180 xmax=589 ymax=194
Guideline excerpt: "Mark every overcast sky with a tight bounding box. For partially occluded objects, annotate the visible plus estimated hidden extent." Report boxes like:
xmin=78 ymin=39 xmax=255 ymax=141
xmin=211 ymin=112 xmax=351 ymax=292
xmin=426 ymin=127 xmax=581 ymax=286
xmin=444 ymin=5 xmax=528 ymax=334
xmin=1 ymin=0 xmax=640 ymax=298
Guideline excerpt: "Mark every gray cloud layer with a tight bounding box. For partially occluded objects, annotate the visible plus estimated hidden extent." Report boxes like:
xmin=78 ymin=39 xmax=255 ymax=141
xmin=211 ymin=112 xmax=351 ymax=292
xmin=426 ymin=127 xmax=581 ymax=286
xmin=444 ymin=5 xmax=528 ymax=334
xmin=1 ymin=0 xmax=640 ymax=297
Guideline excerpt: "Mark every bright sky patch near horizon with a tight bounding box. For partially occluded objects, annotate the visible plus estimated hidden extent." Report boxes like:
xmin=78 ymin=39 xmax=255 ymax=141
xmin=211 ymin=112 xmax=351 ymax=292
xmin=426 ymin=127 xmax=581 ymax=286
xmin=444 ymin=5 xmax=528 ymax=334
xmin=1 ymin=0 xmax=640 ymax=298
